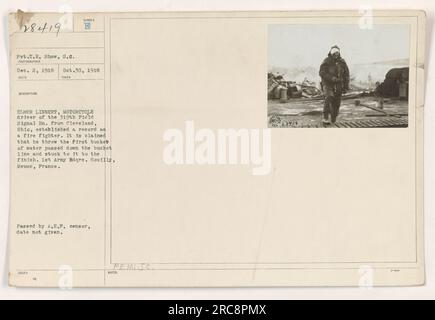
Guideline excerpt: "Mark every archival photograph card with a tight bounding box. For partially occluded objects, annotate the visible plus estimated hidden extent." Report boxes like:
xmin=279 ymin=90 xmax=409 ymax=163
xmin=8 ymin=10 xmax=425 ymax=287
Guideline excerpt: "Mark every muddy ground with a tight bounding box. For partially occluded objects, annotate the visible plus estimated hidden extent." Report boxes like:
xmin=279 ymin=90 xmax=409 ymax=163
xmin=268 ymin=96 xmax=408 ymax=128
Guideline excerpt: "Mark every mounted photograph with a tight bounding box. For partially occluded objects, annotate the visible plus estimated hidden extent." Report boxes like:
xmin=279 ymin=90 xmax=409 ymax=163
xmin=268 ymin=24 xmax=410 ymax=128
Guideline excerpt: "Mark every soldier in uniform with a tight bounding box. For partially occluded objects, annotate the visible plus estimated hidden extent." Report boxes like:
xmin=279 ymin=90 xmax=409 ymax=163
xmin=319 ymin=45 xmax=350 ymax=124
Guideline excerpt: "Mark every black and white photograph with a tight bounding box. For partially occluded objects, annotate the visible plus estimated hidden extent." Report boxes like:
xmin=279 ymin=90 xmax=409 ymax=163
xmin=268 ymin=24 xmax=410 ymax=128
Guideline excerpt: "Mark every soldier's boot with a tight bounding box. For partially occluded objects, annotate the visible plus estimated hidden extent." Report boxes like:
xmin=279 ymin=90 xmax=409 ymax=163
xmin=322 ymin=98 xmax=332 ymax=124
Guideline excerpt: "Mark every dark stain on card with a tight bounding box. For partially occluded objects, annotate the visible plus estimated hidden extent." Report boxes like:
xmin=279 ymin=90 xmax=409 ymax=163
xmin=15 ymin=9 xmax=34 ymax=29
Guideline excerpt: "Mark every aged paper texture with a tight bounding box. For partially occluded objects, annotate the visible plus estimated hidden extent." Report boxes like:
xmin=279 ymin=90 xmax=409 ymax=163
xmin=8 ymin=10 xmax=425 ymax=287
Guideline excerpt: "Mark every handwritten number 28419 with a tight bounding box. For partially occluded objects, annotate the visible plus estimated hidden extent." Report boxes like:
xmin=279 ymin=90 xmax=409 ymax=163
xmin=22 ymin=22 xmax=62 ymax=36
